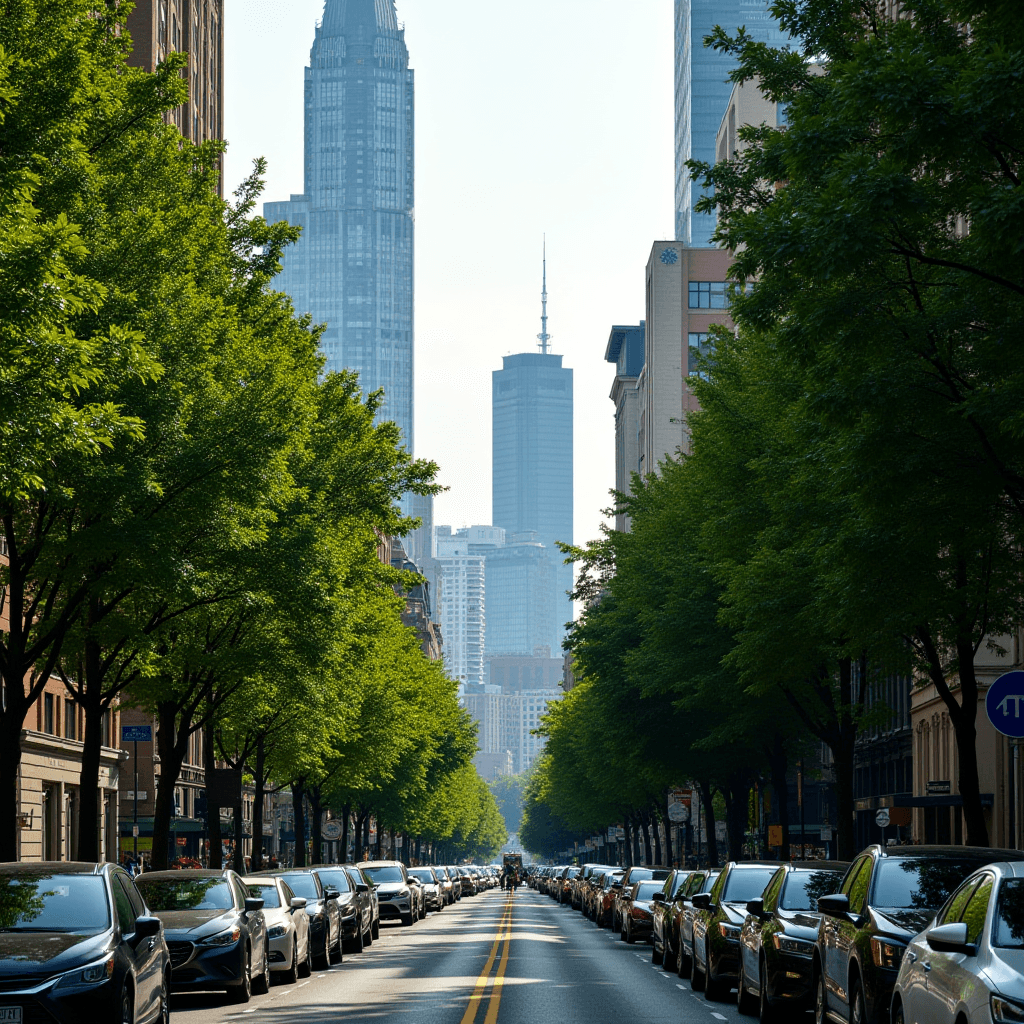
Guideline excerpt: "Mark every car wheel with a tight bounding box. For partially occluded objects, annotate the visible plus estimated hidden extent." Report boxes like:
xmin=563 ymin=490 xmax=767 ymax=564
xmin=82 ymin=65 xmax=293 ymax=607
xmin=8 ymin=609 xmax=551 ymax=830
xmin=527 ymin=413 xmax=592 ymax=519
xmin=625 ymin=917 xmax=636 ymax=944
xmin=159 ymin=972 xmax=170 ymax=1024
xmin=677 ymin=939 xmax=692 ymax=979
xmin=299 ymin=935 xmax=313 ymax=978
xmin=401 ymin=910 xmax=414 ymax=926
xmin=230 ymin=946 xmax=252 ymax=1003
xmin=737 ymin=961 xmax=757 ymax=1016
xmin=372 ymin=917 xmax=380 ymax=940
xmin=253 ymin=943 xmax=270 ymax=994
xmin=120 ymin=982 xmax=134 ymax=1024
xmin=758 ymin=956 xmax=778 ymax=1023
xmin=690 ymin=946 xmax=706 ymax=992
xmin=329 ymin=926 xmax=343 ymax=964
xmin=364 ymin=918 xmax=373 ymax=946
xmin=313 ymin=930 xmax=330 ymax=970
xmin=652 ymin=937 xmax=664 ymax=965
xmin=813 ymin=965 xmax=828 ymax=1024
xmin=346 ymin=921 xmax=365 ymax=954
xmin=849 ymin=976 xmax=867 ymax=1024
xmin=282 ymin=939 xmax=299 ymax=985
xmin=664 ymin=935 xmax=677 ymax=973
xmin=704 ymin=951 xmax=728 ymax=1002
xmin=892 ymin=999 xmax=906 ymax=1024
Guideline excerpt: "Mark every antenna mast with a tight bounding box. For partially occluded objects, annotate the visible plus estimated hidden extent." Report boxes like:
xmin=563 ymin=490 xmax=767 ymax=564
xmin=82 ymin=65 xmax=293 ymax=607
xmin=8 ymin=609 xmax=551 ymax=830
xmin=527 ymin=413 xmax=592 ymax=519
xmin=537 ymin=236 xmax=552 ymax=354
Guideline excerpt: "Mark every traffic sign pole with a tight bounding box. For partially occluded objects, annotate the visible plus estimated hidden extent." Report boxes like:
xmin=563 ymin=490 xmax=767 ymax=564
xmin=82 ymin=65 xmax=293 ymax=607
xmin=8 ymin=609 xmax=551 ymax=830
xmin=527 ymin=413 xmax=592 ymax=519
xmin=133 ymin=738 xmax=138 ymax=864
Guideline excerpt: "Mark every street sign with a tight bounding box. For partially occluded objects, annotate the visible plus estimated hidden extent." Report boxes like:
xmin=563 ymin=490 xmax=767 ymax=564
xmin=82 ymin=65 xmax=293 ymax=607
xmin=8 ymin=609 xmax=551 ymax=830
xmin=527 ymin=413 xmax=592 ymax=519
xmin=987 ymin=671 xmax=1024 ymax=738
xmin=176 ymin=837 xmax=187 ymax=846
xmin=926 ymin=781 xmax=951 ymax=795
xmin=121 ymin=725 xmax=152 ymax=743
xmin=820 ymin=827 xmax=833 ymax=841
xmin=120 ymin=791 xmax=147 ymax=801
xmin=132 ymin=824 xmax=139 ymax=837
xmin=875 ymin=808 xmax=890 ymax=828
xmin=322 ymin=822 xmax=343 ymax=841
xmin=667 ymin=802 xmax=689 ymax=823
xmin=768 ymin=825 xmax=783 ymax=848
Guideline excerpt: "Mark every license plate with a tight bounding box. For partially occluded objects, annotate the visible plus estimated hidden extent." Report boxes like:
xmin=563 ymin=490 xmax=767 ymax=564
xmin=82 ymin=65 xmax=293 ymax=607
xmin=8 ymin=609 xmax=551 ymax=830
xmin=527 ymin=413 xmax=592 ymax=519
xmin=0 ymin=1009 xmax=23 ymax=1023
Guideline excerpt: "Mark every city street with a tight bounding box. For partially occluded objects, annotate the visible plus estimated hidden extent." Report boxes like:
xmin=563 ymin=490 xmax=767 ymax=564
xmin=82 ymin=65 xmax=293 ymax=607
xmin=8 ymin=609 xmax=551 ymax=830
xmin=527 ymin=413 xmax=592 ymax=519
xmin=172 ymin=886 xmax=758 ymax=1024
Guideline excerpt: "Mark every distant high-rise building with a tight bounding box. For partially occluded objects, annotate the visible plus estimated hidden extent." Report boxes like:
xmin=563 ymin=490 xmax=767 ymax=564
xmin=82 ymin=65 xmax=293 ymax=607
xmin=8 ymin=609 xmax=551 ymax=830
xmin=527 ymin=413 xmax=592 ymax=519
xmin=675 ymin=0 xmax=788 ymax=244
xmin=604 ymin=323 xmax=645 ymax=533
xmin=265 ymin=0 xmax=415 ymax=448
xmin=484 ymin=536 xmax=560 ymax=658
xmin=491 ymin=251 xmax=573 ymax=647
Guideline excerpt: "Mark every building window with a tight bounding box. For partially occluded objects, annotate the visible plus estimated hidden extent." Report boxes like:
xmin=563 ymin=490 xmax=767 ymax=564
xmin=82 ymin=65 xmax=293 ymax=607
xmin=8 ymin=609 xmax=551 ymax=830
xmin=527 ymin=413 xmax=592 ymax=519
xmin=688 ymin=333 xmax=712 ymax=378
xmin=689 ymin=281 xmax=728 ymax=308
xmin=64 ymin=700 xmax=76 ymax=741
xmin=44 ymin=693 xmax=55 ymax=734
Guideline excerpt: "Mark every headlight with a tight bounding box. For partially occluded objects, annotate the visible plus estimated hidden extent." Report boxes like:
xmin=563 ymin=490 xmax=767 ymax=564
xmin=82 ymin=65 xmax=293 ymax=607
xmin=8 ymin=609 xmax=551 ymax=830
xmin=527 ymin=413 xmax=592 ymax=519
xmin=54 ymin=954 xmax=114 ymax=989
xmin=718 ymin=922 xmax=741 ymax=940
xmin=267 ymin=924 xmax=288 ymax=939
xmin=773 ymin=934 xmax=814 ymax=957
xmin=398 ymin=888 xmax=410 ymax=897
xmin=870 ymin=936 xmax=905 ymax=969
xmin=201 ymin=927 xmax=241 ymax=946
xmin=993 ymin=996 xmax=1024 ymax=1023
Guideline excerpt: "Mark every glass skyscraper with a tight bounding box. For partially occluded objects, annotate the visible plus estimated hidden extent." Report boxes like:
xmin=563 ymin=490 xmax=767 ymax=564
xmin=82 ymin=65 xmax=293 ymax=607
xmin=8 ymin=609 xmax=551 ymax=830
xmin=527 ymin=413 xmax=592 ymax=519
xmin=265 ymin=0 xmax=415 ymax=448
xmin=492 ymin=342 xmax=573 ymax=651
xmin=675 ymin=0 xmax=788 ymax=245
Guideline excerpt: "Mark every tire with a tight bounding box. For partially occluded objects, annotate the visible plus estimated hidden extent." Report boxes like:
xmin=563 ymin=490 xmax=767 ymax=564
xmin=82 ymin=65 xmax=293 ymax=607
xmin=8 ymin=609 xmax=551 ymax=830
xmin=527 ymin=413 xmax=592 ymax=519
xmin=364 ymin=918 xmax=373 ymax=946
xmin=664 ymin=934 xmax=678 ymax=973
xmin=252 ymin=943 xmax=271 ymax=994
xmin=282 ymin=939 xmax=299 ymax=985
xmin=849 ymin=976 xmax=867 ymax=1024
xmin=677 ymin=938 xmax=692 ymax=979
xmin=737 ymin=961 xmax=757 ymax=1016
xmin=372 ymin=917 xmax=380 ymax=940
xmin=329 ymin=926 xmax=343 ymax=964
xmin=652 ymin=938 xmax=664 ymax=965
xmin=690 ymin=946 xmax=706 ymax=992
xmin=814 ymin=965 xmax=828 ymax=1024
xmin=401 ymin=910 xmax=414 ymax=926
xmin=120 ymin=982 xmax=134 ymax=1024
xmin=230 ymin=946 xmax=252 ymax=1003
xmin=158 ymin=972 xmax=170 ymax=1024
xmin=892 ymin=999 xmax=906 ymax=1024
xmin=759 ymin=957 xmax=778 ymax=1024
xmin=345 ymin=921 xmax=365 ymax=954
xmin=313 ymin=930 xmax=330 ymax=970
xmin=625 ymin=917 xmax=636 ymax=944
xmin=299 ymin=936 xmax=313 ymax=978
xmin=704 ymin=957 xmax=728 ymax=1002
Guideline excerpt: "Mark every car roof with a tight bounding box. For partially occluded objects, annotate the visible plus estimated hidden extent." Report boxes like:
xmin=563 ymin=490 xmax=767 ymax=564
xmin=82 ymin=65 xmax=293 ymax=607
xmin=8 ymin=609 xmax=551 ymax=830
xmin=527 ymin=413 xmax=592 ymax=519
xmin=863 ymin=844 xmax=1024 ymax=860
xmin=241 ymin=875 xmax=282 ymax=885
xmin=140 ymin=869 xmax=231 ymax=880
xmin=357 ymin=860 xmax=404 ymax=868
xmin=0 ymin=861 xmax=108 ymax=875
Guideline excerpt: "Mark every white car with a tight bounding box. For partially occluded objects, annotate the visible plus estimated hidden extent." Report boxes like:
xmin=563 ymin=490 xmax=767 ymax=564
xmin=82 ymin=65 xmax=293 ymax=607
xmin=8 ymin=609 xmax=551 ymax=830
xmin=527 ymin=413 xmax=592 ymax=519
xmin=243 ymin=875 xmax=311 ymax=985
xmin=892 ymin=860 xmax=1024 ymax=1024
xmin=409 ymin=867 xmax=445 ymax=912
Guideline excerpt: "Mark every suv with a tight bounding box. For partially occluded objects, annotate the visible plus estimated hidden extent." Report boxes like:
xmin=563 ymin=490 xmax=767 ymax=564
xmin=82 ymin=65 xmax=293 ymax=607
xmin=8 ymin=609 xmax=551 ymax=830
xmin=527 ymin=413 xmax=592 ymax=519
xmin=812 ymin=844 xmax=1024 ymax=1024
xmin=359 ymin=860 xmax=418 ymax=926
xmin=691 ymin=861 xmax=779 ymax=1000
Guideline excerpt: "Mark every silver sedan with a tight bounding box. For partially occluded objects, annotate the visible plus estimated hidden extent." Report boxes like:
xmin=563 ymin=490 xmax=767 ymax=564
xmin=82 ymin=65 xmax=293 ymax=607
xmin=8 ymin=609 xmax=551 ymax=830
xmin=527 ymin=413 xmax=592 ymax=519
xmin=243 ymin=875 xmax=311 ymax=985
xmin=892 ymin=860 xmax=1024 ymax=1024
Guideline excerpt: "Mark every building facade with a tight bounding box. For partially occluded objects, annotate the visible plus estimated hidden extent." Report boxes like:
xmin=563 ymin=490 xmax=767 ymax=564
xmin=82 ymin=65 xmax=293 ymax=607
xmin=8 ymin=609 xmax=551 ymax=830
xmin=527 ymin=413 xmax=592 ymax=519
xmin=604 ymin=323 xmax=645 ymax=532
xmin=265 ymin=0 xmax=415 ymax=448
xmin=674 ymin=0 xmax=788 ymax=244
xmin=484 ymin=536 xmax=561 ymax=659
xmin=435 ymin=527 xmax=495 ymax=687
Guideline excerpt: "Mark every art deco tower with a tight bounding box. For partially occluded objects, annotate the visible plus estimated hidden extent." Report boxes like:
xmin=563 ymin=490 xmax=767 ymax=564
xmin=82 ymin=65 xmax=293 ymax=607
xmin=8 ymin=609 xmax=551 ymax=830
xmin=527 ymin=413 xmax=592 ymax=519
xmin=266 ymin=0 xmax=415 ymax=448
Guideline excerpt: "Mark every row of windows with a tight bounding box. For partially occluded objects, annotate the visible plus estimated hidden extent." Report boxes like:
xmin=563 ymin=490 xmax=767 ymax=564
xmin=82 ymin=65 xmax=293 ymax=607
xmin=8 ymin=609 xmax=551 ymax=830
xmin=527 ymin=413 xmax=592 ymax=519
xmin=688 ymin=280 xmax=754 ymax=308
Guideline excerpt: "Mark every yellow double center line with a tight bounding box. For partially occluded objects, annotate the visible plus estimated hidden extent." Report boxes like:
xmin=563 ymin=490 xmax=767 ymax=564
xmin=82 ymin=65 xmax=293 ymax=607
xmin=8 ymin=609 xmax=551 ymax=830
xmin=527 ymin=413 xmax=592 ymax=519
xmin=460 ymin=891 xmax=514 ymax=1024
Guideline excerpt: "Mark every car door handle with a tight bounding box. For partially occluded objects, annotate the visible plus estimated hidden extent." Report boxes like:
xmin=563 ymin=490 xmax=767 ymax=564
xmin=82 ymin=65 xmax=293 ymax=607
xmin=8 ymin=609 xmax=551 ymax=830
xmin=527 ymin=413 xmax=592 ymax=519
xmin=922 ymin=962 xmax=931 ymax=972
xmin=906 ymin=952 xmax=917 ymax=964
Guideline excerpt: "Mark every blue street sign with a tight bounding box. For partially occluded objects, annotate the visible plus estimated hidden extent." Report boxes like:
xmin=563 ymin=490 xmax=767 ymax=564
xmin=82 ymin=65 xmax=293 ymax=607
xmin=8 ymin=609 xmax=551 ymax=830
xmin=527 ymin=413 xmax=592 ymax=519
xmin=986 ymin=671 xmax=1024 ymax=739
xmin=121 ymin=725 xmax=153 ymax=743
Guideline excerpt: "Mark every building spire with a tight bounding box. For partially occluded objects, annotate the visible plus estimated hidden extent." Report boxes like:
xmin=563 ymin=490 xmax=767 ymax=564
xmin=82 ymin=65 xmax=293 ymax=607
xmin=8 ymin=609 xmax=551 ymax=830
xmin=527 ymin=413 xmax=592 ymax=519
xmin=537 ymin=236 xmax=552 ymax=354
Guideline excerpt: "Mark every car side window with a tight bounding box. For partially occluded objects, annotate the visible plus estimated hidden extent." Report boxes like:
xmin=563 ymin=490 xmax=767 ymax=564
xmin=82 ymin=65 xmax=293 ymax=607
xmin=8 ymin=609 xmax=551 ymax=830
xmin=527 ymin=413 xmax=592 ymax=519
xmin=937 ymin=876 xmax=982 ymax=927
xmin=848 ymin=859 xmax=872 ymax=916
xmin=709 ymin=870 xmax=727 ymax=903
xmin=231 ymin=877 xmax=249 ymax=908
xmin=762 ymin=868 xmax=786 ymax=913
xmin=112 ymin=875 xmax=137 ymax=934
xmin=960 ymin=876 xmax=994 ymax=945
xmin=841 ymin=857 xmax=869 ymax=897
xmin=686 ymin=872 xmax=704 ymax=897
xmin=117 ymin=873 xmax=146 ymax=920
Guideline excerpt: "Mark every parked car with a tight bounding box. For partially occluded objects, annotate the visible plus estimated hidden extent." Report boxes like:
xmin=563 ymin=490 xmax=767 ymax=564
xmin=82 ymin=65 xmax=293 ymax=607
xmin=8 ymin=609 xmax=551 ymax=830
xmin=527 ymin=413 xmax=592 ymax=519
xmin=583 ymin=869 xmax=617 ymax=920
xmin=619 ymin=879 xmax=666 ymax=944
xmin=457 ymin=866 xmax=479 ymax=897
xmin=343 ymin=863 xmax=381 ymax=936
xmin=406 ymin=873 xmax=427 ymax=919
xmin=360 ymin=860 xmax=418 ymax=926
xmin=651 ymin=869 xmax=693 ymax=966
xmin=571 ymin=864 xmax=609 ymax=910
xmin=735 ymin=861 xmax=849 ymax=1020
xmin=242 ymin=874 xmax=311 ymax=984
xmin=0 ymin=861 xmax=170 ymax=1024
xmin=556 ymin=867 xmax=581 ymax=904
xmin=891 ymin=860 xmax=1024 ymax=1024
xmin=440 ymin=866 xmax=462 ymax=901
xmin=272 ymin=869 xmax=343 ymax=968
xmin=136 ymin=868 xmax=269 ymax=1003
xmin=308 ymin=865 xmax=374 ymax=953
xmin=691 ymin=861 xmax=780 ymax=1000
xmin=409 ymin=867 xmax=446 ymax=913
xmin=813 ymin=844 xmax=1024 ymax=1024
xmin=596 ymin=870 xmax=626 ymax=927
xmin=612 ymin=867 xmax=671 ymax=932
xmin=677 ymin=870 xmax=721 ymax=978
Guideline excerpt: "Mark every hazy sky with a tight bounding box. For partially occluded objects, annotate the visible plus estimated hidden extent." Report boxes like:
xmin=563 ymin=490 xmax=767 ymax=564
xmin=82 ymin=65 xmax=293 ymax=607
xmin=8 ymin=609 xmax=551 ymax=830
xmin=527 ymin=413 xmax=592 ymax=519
xmin=224 ymin=0 xmax=674 ymax=553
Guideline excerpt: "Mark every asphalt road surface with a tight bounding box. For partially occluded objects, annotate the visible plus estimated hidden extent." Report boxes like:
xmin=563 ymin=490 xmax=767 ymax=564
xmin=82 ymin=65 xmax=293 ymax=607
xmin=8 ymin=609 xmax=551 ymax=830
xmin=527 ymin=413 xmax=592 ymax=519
xmin=172 ymin=886 xmax=773 ymax=1024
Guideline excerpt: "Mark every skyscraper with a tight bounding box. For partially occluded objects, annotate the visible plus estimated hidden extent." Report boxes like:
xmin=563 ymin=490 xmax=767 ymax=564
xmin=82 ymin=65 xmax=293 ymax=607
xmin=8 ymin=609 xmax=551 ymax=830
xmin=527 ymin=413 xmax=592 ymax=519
xmin=491 ymin=253 xmax=573 ymax=649
xmin=265 ymin=0 xmax=415 ymax=448
xmin=675 ymin=0 xmax=788 ymax=244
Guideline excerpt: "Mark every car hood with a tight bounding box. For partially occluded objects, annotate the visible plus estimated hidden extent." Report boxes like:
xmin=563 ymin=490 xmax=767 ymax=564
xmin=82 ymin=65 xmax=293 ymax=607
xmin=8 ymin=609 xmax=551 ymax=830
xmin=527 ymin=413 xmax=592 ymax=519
xmin=0 ymin=930 xmax=111 ymax=971
xmin=722 ymin=902 xmax=752 ymax=926
xmin=778 ymin=910 xmax=822 ymax=939
xmin=376 ymin=882 xmax=407 ymax=894
xmin=870 ymin=907 xmax=933 ymax=940
xmin=156 ymin=909 xmax=236 ymax=939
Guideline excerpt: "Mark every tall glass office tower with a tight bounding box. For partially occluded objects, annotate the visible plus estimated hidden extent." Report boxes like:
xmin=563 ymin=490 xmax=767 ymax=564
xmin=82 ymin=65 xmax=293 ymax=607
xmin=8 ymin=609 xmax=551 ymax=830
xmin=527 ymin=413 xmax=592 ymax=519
xmin=491 ymin=257 xmax=573 ymax=649
xmin=265 ymin=0 xmax=415 ymax=448
xmin=675 ymin=0 xmax=788 ymax=245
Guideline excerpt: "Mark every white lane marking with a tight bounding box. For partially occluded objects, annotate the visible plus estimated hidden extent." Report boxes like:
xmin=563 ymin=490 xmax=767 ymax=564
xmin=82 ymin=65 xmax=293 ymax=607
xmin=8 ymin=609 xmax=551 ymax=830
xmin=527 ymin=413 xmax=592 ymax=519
xmin=676 ymin=984 xmax=687 ymax=990
xmin=711 ymin=1015 xmax=728 ymax=1021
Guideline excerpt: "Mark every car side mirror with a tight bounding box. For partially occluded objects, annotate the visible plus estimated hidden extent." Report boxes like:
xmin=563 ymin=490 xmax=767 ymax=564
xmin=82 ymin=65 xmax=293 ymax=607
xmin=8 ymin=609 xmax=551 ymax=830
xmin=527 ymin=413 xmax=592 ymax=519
xmin=324 ymin=888 xmax=340 ymax=901
xmin=652 ymin=892 xmax=665 ymax=903
xmin=746 ymin=898 xmax=766 ymax=918
xmin=135 ymin=916 xmax=161 ymax=939
xmin=691 ymin=892 xmax=712 ymax=911
xmin=929 ymin=922 xmax=975 ymax=955
xmin=357 ymin=883 xmax=370 ymax=893
xmin=244 ymin=897 xmax=265 ymax=914
xmin=817 ymin=893 xmax=850 ymax=917
xmin=290 ymin=897 xmax=308 ymax=909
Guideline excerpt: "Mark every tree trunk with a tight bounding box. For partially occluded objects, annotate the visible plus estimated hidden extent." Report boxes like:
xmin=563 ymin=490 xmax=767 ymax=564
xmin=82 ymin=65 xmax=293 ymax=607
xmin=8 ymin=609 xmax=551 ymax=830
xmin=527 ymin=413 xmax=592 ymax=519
xmin=232 ymin=771 xmax=245 ymax=874
xmin=723 ymin=772 xmax=749 ymax=862
xmin=291 ymin=781 xmax=307 ymax=867
xmin=205 ymin=726 xmax=222 ymax=869
xmin=640 ymin=812 xmax=653 ymax=865
xmin=698 ymin=779 xmax=719 ymax=868
xmin=75 ymin=629 xmax=104 ymax=860
xmin=151 ymin=701 xmax=190 ymax=870
xmin=361 ymin=809 xmax=370 ymax=858
xmin=953 ymin=634 xmax=988 ymax=846
xmin=0 ymin=713 xmax=25 ymax=861
xmin=767 ymin=733 xmax=791 ymax=862
xmin=834 ymin=658 xmax=859 ymax=860
xmin=623 ymin=820 xmax=633 ymax=867
xmin=340 ymin=803 xmax=351 ymax=863
xmin=250 ymin=736 xmax=266 ymax=872
xmin=651 ymin=809 xmax=663 ymax=865
xmin=309 ymin=786 xmax=323 ymax=866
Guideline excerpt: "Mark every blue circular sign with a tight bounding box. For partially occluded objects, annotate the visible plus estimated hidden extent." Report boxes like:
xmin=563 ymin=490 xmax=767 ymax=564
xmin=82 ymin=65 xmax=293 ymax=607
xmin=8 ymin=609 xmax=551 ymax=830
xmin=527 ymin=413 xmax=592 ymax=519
xmin=986 ymin=671 xmax=1024 ymax=739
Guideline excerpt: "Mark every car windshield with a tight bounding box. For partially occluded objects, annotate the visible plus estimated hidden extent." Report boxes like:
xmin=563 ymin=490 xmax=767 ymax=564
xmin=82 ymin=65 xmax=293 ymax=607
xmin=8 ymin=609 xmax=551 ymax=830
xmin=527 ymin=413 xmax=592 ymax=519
xmin=723 ymin=868 xmax=777 ymax=904
xmin=0 ymin=873 xmax=110 ymax=933
xmin=635 ymin=881 xmax=663 ymax=900
xmin=278 ymin=874 xmax=320 ymax=900
xmin=363 ymin=866 xmax=405 ymax=883
xmin=994 ymin=879 xmax=1024 ymax=948
xmin=136 ymin=877 xmax=233 ymax=912
xmin=629 ymin=869 xmax=653 ymax=882
xmin=314 ymin=870 xmax=351 ymax=893
xmin=247 ymin=884 xmax=281 ymax=908
xmin=780 ymin=869 xmax=847 ymax=911
xmin=410 ymin=869 xmax=435 ymax=883
xmin=872 ymin=859 xmax=990 ymax=910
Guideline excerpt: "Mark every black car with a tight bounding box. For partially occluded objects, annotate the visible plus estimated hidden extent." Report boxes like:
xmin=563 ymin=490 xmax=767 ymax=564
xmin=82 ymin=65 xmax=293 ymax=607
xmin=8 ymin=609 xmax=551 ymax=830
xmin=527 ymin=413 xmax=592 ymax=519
xmin=736 ymin=861 xmax=849 ymax=1021
xmin=409 ymin=867 xmax=445 ymax=913
xmin=691 ymin=861 xmax=779 ymax=1000
xmin=611 ymin=866 xmax=671 ymax=932
xmin=619 ymin=879 xmax=666 ymax=944
xmin=812 ymin=844 xmax=1024 ymax=1024
xmin=650 ymin=868 xmax=691 ymax=966
xmin=0 ymin=861 xmax=169 ymax=1024
xmin=676 ymin=869 xmax=721 ymax=977
xmin=272 ymin=869 xmax=343 ymax=968
xmin=136 ymin=868 xmax=268 ymax=1004
xmin=308 ymin=865 xmax=374 ymax=953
